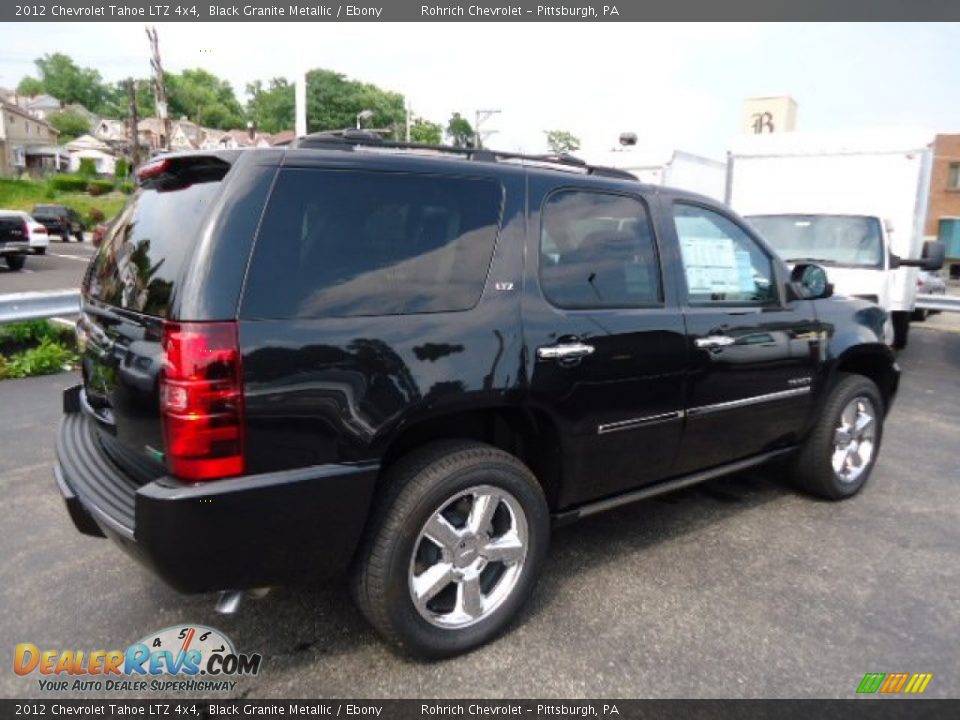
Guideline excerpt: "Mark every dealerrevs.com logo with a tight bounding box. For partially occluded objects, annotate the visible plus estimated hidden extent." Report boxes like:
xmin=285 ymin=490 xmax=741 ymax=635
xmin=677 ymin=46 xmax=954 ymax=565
xmin=14 ymin=625 xmax=262 ymax=693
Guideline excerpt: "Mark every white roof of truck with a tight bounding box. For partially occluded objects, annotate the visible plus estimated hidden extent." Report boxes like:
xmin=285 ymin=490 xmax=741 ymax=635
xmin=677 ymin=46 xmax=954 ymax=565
xmin=729 ymin=128 xmax=935 ymax=157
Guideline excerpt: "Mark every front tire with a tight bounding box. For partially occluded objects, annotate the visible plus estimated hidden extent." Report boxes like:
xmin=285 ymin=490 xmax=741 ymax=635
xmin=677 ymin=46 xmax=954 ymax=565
xmin=352 ymin=441 xmax=549 ymax=659
xmin=5 ymin=254 xmax=26 ymax=271
xmin=790 ymin=373 xmax=884 ymax=500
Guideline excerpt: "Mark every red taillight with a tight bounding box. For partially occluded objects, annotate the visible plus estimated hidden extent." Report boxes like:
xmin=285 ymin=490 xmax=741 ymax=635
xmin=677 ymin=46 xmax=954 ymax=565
xmin=137 ymin=158 xmax=169 ymax=180
xmin=160 ymin=321 xmax=245 ymax=481
xmin=35 ymin=226 xmax=47 ymax=234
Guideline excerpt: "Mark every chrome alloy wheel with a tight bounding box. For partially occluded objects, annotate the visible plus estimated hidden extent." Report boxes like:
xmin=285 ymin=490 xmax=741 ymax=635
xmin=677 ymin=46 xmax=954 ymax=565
xmin=831 ymin=396 xmax=877 ymax=484
xmin=409 ymin=485 xmax=528 ymax=629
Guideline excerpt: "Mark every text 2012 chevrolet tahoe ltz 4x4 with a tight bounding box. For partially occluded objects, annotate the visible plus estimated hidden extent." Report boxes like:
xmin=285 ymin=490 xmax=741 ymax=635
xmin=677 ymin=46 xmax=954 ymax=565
xmin=56 ymin=134 xmax=903 ymax=658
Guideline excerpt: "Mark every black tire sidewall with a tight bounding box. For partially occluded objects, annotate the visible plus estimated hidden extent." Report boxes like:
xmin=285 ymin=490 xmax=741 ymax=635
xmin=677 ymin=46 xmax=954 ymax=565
xmin=814 ymin=376 xmax=884 ymax=499
xmin=5 ymin=255 xmax=25 ymax=271
xmin=380 ymin=456 xmax=549 ymax=658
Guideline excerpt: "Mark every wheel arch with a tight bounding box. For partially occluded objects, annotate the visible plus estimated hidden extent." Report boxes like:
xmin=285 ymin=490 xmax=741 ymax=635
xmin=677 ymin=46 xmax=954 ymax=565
xmin=830 ymin=345 xmax=900 ymax=413
xmin=377 ymin=405 xmax=566 ymax=511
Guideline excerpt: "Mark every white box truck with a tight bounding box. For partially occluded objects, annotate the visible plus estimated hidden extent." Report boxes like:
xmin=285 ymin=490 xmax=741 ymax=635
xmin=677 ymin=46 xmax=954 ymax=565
xmin=586 ymin=147 xmax=728 ymax=201
xmin=727 ymin=129 xmax=945 ymax=348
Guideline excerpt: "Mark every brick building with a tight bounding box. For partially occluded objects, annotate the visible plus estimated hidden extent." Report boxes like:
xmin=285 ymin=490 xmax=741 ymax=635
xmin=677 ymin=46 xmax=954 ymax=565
xmin=924 ymin=133 xmax=960 ymax=269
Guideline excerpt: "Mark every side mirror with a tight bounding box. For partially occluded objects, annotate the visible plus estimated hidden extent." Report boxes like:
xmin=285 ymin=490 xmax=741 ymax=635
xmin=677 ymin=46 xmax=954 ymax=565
xmin=789 ymin=263 xmax=833 ymax=300
xmin=920 ymin=240 xmax=946 ymax=271
xmin=890 ymin=240 xmax=945 ymax=271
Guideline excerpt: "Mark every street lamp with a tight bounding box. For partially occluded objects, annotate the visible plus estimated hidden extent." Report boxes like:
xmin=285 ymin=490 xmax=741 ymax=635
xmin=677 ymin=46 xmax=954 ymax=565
xmin=356 ymin=109 xmax=375 ymax=129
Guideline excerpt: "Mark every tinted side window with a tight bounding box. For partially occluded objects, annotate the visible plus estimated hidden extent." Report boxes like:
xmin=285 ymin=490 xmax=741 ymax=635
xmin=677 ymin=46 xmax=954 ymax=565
xmin=673 ymin=203 xmax=777 ymax=305
xmin=539 ymin=190 xmax=661 ymax=309
xmin=242 ymin=169 xmax=503 ymax=318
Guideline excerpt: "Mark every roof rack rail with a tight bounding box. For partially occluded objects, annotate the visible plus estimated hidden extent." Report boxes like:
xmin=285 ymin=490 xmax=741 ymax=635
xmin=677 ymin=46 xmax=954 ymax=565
xmin=291 ymin=131 xmax=637 ymax=180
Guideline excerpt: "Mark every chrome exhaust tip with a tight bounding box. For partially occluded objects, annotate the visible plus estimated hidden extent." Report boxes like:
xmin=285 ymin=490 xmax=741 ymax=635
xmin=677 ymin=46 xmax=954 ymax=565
xmin=215 ymin=590 xmax=244 ymax=615
xmin=214 ymin=588 xmax=271 ymax=614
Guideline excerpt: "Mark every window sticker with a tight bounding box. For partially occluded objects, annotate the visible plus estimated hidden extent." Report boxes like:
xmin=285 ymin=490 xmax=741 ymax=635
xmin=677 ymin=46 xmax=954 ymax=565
xmin=680 ymin=236 xmax=743 ymax=295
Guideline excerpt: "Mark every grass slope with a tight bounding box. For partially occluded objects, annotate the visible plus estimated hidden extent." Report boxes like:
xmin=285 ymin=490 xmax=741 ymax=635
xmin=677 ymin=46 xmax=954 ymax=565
xmin=0 ymin=178 xmax=127 ymax=225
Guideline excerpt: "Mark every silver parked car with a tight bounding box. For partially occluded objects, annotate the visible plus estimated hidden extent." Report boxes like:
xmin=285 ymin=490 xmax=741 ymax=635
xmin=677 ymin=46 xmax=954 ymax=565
xmin=913 ymin=270 xmax=947 ymax=321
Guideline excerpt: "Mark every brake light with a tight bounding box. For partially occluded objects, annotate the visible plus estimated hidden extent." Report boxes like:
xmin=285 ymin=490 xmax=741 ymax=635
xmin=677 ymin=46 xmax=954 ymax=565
xmin=137 ymin=158 xmax=169 ymax=180
xmin=160 ymin=321 xmax=245 ymax=481
xmin=35 ymin=226 xmax=47 ymax=234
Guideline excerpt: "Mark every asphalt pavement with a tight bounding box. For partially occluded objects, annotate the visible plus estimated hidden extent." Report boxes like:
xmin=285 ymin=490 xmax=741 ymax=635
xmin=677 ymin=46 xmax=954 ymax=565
xmin=0 ymin=237 xmax=93 ymax=294
xmin=0 ymin=321 xmax=957 ymax=699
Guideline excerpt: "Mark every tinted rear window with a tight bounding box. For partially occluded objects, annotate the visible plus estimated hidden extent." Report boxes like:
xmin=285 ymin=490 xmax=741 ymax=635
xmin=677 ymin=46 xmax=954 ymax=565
xmin=84 ymin=181 xmax=223 ymax=316
xmin=241 ymin=169 xmax=503 ymax=319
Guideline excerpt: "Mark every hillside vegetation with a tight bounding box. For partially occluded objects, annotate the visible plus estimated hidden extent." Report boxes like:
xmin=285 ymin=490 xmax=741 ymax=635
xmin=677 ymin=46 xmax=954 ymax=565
xmin=0 ymin=178 xmax=127 ymax=226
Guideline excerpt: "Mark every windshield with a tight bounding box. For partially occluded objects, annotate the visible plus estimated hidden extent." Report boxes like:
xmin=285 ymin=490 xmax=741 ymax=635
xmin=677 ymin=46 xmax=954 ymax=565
xmin=746 ymin=214 xmax=884 ymax=268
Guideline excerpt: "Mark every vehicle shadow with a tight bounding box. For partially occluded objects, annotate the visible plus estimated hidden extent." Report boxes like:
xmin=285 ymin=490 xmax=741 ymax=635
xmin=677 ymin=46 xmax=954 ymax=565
xmin=159 ymin=465 xmax=796 ymax=673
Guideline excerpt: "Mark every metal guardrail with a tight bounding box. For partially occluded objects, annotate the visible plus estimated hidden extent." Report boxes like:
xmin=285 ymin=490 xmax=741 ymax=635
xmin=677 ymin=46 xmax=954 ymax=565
xmin=915 ymin=294 xmax=960 ymax=313
xmin=0 ymin=290 xmax=81 ymax=324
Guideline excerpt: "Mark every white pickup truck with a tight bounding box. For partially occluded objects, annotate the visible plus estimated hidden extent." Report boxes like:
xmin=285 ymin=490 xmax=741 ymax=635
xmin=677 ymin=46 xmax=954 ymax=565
xmin=728 ymin=129 xmax=945 ymax=348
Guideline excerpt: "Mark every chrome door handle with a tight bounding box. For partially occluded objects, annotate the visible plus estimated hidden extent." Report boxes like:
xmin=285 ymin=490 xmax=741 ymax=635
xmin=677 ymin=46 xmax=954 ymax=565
xmin=537 ymin=342 xmax=595 ymax=360
xmin=695 ymin=335 xmax=736 ymax=349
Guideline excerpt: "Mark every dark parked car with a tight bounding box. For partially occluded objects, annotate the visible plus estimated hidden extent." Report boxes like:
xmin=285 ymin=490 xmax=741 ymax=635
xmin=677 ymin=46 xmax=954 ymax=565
xmin=56 ymin=136 xmax=900 ymax=658
xmin=31 ymin=204 xmax=84 ymax=242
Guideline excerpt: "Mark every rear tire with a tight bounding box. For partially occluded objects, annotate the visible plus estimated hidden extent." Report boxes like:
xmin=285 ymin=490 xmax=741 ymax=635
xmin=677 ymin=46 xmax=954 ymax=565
xmin=892 ymin=311 xmax=910 ymax=349
xmin=790 ymin=373 xmax=884 ymax=500
xmin=5 ymin=254 xmax=26 ymax=271
xmin=352 ymin=440 xmax=549 ymax=659
xmin=34 ymin=247 xmax=46 ymax=256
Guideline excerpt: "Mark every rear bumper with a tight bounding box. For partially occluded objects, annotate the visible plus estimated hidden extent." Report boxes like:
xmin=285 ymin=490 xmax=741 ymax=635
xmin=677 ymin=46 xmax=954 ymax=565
xmin=0 ymin=241 xmax=29 ymax=253
xmin=55 ymin=386 xmax=379 ymax=593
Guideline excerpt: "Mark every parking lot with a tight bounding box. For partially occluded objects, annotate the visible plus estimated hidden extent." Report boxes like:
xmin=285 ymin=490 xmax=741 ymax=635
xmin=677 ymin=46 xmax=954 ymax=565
xmin=1 ymin=314 xmax=958 ymax=699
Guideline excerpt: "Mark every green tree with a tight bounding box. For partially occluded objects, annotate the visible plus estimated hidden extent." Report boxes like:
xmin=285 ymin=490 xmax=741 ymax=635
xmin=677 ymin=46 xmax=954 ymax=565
xmin=544 ymin=129 xmax=581 ymax=154
xmin=409 ymin=117 xmax=443 ymax=145
xmin=47 ymin=109 xmax=92 ymax=142
xmin=446 ymin=113 xmax=475 ymax=148
xmin=246 ymin=78 xmax=295 ymax=134
xmin=305 ymin=69 xmax=406 ymax=134
xmin=166 ymin=69 xmax=244 ymax=129
xmin=97 ymin=79 xmax=155 ymax=121
xmin=33 ymin=53 xmax=107 ymax=111
xmin=16 ymin=76 xmax=44 ymax=96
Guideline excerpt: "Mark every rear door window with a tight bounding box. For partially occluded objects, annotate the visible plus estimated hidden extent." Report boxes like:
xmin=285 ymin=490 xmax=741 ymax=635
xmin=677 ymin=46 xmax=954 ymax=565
xmin=240 ymin=169 xmax=503 ymax=319
xmin=539 ymin=189 xmax=662 ymax=309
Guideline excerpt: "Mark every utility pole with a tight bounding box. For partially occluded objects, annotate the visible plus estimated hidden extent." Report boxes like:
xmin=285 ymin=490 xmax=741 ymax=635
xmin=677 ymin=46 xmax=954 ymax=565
xmin=474 ymin=109 xmax=501 ymax=148
xmin=146 ymin=25 xmax=170 ymax=152
xmin=126 ymin=78 xmax=140 ymax=167
xmin=405 ymin=101 xmax=412 ymax=143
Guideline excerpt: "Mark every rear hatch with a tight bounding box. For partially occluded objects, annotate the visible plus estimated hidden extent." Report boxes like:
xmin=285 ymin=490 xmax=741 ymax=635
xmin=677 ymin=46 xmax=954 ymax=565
xmin=78 ymin=155 xmax=232 ymax=483
xmin=0 ymin=215 xmax=28 ymax=249
xmin=31 ymin=206 xmax=65 ymax=231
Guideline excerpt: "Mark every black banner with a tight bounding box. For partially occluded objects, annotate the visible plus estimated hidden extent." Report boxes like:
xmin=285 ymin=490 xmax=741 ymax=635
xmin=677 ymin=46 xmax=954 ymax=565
xmin=3 ymin=0 xmax=960 ymax=22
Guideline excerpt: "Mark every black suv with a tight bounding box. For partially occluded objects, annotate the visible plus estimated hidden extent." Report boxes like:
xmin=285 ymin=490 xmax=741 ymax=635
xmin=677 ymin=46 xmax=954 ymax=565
xmin=32 ymin=204 xmax=84 ymax=242
xmin=56 ymin=136 xmax=901 ymax=658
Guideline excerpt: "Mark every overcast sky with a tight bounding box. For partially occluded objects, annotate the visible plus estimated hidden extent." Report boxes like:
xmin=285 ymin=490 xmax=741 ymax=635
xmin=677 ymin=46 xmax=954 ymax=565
xmin=0 ymin=22 xmax=957 ymax=156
